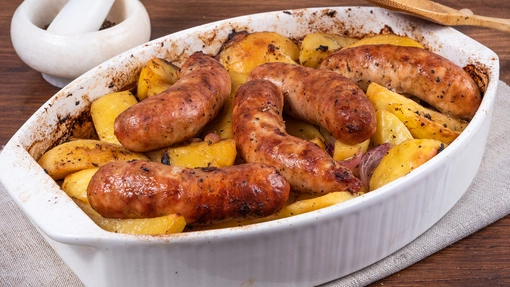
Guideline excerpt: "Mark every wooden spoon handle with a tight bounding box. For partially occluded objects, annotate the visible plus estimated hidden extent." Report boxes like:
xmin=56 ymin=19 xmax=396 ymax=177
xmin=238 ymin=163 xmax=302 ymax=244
xmin=367 ymin=0 xmax=510 ymax=33
xmin=466 ymin=15 xmax=510 ymax=32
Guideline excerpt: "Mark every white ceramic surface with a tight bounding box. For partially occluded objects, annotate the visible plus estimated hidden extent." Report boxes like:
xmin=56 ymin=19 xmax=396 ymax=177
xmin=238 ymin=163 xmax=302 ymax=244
xmin=10 ymin=0 xmax=150 ymax=88
xmin=0 ymin=7 xmax=499 ymax=287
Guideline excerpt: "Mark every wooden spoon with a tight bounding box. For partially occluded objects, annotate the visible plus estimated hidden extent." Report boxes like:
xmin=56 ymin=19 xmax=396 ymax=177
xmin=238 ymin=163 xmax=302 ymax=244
xmin=366 ymin=0 xmax=510 ymax=32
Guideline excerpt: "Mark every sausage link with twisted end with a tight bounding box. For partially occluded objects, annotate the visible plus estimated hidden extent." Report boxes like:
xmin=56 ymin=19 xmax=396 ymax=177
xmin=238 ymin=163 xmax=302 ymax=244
xmin=114 ymin=52 xmax=231 ymax=152
xmin=320 ymin=44 xmax=482 ymax=120
xmin=248 ymin=62 xmax=376 ymax=145
xmin=87 ymin=161 xmax=290 ymax=224
xmin=232 ymin=79 xmax=362 ymax=194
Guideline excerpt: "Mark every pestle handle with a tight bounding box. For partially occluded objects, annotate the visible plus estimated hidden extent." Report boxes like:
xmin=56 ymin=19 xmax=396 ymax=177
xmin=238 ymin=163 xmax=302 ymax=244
xmin=47 ymin=0 xmax=115 ymax=35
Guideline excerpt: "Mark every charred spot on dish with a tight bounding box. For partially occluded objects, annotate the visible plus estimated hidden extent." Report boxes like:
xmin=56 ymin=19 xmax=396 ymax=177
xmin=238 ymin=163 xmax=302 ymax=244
xmin=324 ymin=10 xmax=336 ymax=17
xmin=379 ymin=25 xmax=395 ymax=35
xmin=28 ymin=108 xmax=96 ymax=160
xmin=464 ymin=63 xmax=489 ymax=95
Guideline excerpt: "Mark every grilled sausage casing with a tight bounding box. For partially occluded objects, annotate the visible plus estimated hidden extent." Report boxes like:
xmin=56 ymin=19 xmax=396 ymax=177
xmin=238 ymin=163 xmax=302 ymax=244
xmin=320 ymin=44 xmax=481 ymax=119
xmin=232 ymin=79 xmax=362 ymax=194
xmin=87 ymin=161 xmax=290 ymax=224
xmin=114 ymin=52 xmax=231 ymax=152
xmin=248 ymin=62 xmax=376 ymax=145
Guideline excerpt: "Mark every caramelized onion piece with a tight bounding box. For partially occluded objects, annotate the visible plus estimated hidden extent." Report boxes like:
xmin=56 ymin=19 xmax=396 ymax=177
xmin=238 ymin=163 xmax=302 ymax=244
xmin=359 ymin=143 xmax=391 ymax=191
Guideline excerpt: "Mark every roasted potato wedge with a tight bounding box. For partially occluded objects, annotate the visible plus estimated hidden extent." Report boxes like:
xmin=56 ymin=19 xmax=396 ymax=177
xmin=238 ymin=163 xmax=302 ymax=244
xmin=331 ymin=139 xmax=370 ymax=161
xmin=371 ymin=109 xmax=413 ymax=147
xmin=369 ymin=139 xmax=445 ymax=190
xmin=299 ymin=33 xmax=358 ymax=68
xmin=285 ymin=116 xmax=326 ymax=149
xmin=217 ymin=31 xmax=299 ymax=74
xmin=90 ymin=91 xmax=138 ymax=145
xmin=75 ymin=200 xmax=186 ymax=235
xmin=201 ymin=71 xmax=248 ymax=139
xmin=61 ymin=168 xmax=99 ymax=203
xmin=390 ymin=103 xmax=460 ymax=144
xmin=275 ymin=191 xmax=359 ymax=217
xmin=343 ymin=34 xmax=424 ymax=49
xmin=137 ymin=57 xmax=179 ymax=101
xmin=157 ymin=139 xmax=237 ymax=168
xmin=319 ymin=127 xmax=370 ymax=161
xmin=366 ymin=82 xmax=468 ymax=132
xmin=38 ymin=139 xmax=148 ymax=180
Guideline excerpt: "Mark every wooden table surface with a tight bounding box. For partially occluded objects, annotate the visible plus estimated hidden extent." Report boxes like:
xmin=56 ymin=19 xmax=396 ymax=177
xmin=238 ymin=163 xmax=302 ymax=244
xmin=1 ymin=0 xmax=509 ymax=285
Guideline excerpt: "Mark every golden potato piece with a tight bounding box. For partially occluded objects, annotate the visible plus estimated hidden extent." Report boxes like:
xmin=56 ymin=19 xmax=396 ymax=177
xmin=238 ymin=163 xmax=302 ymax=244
xmin=159 ymin=139 xmax=237 ymax=168
xmin=319 ymin=127 xmax=370 ymax=161
xmin=146 ymin=84 xmax=172 ymax=97
xmin=264 ymin=49 xmax=297 ymax=65
xmin=285 ymin=116 xmax=326 ymax=149
xmin=75 ymin=200 xmax=186 ymax=235
xmin=299 ymin=33 xmax=358 ymax=68
xmin=390 ymin=103 xmax=460 ymax=144
xmin=285 ymin=116 xmax=324 ymax=141
xmin=308 ymin=138 xmax=327 ymax=150
xmin=61 ymin=168 xmax=99 ymax=203
xmin=201 ymin=71 xmax=248 ymax=139
xmin=369 ymin=139 xmax=445 ymax=190
xmin=38 ymin=139 xmax=148 ymax=180
xmin=331 ymin=139 xmax=370 ymax=161
xmin=90 ymin=91 xmax=138 ymax=145
xmin=145 ymin=148 xmax=166 ymax=163
xmin=275 ymin=191 xmax=359 ymax=217
xmin=217 ymin=31 xmax=299 ymax=74
xmin=371 ymin=109 xmax=413 ymax=147
xmin=137 ymin=57 xmax=179 ymax=101
xmin=343 ymin=34 xmax=424 ymax=49
xmin=366 ymin=82 xmax=468 ymax=132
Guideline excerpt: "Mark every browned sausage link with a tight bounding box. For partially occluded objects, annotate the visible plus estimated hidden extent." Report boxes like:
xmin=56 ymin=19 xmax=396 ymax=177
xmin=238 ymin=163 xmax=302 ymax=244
xmin=114 ymin=51 xmax=231 ymax=152
xmin=248 ymin=62 xmax=376 ymax=145
xmin=232 ymin=79 xmax=362 ymax=194
xmin=320 ymin=44 xmax=482 ymax=120
xmin=87 ymin=161 xmax=290 ymax=224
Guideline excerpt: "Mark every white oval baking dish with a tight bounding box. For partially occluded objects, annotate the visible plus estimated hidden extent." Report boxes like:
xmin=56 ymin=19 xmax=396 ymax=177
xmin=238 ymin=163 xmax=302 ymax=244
xmin=0 ymin=6 xmax=499 ymax=287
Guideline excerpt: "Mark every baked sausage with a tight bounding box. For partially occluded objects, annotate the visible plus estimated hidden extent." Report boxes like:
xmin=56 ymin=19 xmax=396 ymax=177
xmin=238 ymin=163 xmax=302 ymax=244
xmin=248 ymin=62 xmax=376 ymax=145
xmin=320 ymin=44 xmax=482 ymax=120
xmin=232 ymin=79 xmax=362 ymax=194
xmin=87 ymin=161 xmax=290 ymax=224
xmin=114 ymin=51 xmax=231 ymax=152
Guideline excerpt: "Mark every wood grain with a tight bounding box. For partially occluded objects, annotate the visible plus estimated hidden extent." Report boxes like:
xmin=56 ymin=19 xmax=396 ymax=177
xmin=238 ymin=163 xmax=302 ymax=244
xmin=1 ymin=0 xmax=509 ymax=285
